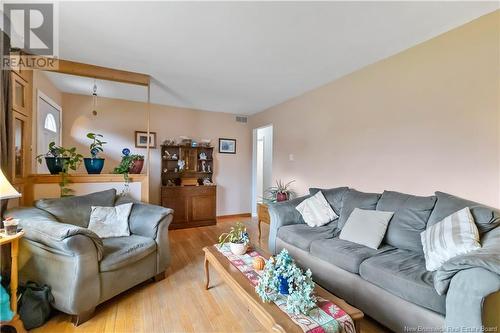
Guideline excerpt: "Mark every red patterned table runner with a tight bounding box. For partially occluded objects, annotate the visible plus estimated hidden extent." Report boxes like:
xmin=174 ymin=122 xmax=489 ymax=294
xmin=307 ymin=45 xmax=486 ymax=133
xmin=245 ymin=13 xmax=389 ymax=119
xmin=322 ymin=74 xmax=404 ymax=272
xmin=215 ymin=244 xmax=356 ymax=333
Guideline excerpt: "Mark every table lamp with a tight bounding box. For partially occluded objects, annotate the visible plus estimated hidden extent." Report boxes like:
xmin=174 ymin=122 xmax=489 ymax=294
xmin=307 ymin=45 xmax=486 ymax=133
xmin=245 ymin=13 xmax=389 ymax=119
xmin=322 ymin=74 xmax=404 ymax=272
xmin=0 ymin=169 xmax=21 ymax=219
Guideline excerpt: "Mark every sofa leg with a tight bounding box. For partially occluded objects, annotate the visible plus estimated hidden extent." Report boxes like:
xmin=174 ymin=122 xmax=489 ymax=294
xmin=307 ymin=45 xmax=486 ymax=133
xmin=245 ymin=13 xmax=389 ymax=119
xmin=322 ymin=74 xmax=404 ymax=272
xmin=72 ymin=308 xmax=95 ymax=326
xmin=154 ymin=271 xmax=165 ymax=282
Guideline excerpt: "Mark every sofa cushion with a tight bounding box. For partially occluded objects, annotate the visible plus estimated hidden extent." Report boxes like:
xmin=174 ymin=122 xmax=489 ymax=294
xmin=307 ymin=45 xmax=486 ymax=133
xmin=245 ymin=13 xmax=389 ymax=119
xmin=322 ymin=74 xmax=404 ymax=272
xmin=277 ymin=223 xmax=337 ymax=251
xmin=35 ymin=189 xmax=117 ymax=228
xmin=428 ymin=192 xmax=500 ymax=234
xmin=359 ymin=249 xmax=446 ymax=314
xmin=100 ymin=235 xmax=156 ymax=272
xmin=338 ymin=189 xmax=381 ymax=230
xmin=310 ymin=238 xmax=394 ymax=274
xmin=376 ymin=191 xmax=436 ymax=253
xmin=296 ymin=191 xmax=338 ymax=227
xmin=309 ymin=187 xmax=349 ymax=215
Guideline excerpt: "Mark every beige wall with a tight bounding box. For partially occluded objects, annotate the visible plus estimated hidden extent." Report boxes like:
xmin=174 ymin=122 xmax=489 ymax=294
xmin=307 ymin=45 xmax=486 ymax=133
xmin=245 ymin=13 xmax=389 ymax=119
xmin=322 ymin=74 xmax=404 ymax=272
xmin=250 ymin=11 xmax=500 ymax=207
xmin=61 ymin=93 xmax=252 ymax=215
xmin=31 ymin=70 xmax=64 ymax=171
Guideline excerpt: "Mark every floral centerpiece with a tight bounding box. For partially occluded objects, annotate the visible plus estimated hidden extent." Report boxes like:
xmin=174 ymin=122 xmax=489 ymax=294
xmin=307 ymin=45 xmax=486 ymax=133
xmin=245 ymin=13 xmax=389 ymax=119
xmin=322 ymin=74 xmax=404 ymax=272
xmin=218 ymin=222 xmax=250 ymax=255
xmin=256 ymin=249 xmax=316 ymax=315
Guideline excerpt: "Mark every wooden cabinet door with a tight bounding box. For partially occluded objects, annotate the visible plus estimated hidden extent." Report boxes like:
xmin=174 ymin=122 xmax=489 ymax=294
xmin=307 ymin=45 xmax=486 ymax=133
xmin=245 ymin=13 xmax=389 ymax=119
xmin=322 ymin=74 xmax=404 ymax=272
xmin=11 ymin=73 xmax=29 ymax=117
xmin=162 ymin=188 xmax=188 ymax=226
xmin=191 ymin=194 xmax=216 ymax=222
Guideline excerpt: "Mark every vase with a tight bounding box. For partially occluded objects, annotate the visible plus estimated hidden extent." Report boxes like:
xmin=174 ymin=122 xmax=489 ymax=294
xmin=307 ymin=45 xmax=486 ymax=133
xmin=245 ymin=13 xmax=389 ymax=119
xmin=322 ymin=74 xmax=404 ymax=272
xmin=84 ymin=158 xmax=105 ymax=174
xmin=129 ymin=159 xmax=144 ymax=174
xmin=278 ymin=275 xmax=290 ymax=295
xmin=276 ymin=192 xmax=288 ymax=202
xmin=229 ymin=243 xmax=248 ymax=255
xmin=45 ymin=157 xmax=69 ymax=175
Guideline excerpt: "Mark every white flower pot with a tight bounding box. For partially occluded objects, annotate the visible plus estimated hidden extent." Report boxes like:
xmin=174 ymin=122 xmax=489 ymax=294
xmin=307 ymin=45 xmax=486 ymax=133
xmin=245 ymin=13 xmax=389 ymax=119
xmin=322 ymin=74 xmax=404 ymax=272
xmin=230 ymin=242 xmax=248 ymax=255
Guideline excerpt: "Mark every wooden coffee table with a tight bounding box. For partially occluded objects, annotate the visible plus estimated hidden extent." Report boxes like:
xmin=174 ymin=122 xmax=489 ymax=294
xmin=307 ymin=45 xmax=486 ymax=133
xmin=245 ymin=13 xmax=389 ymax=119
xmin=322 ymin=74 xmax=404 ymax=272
xmin=203 ymin=245 xmax=364 ymax=332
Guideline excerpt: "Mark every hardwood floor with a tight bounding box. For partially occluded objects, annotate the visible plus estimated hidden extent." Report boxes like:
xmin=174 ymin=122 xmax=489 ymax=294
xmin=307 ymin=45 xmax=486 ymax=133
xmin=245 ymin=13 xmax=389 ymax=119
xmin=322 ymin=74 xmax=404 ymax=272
xmin=33 ymin=217 xmax=391 ymax=333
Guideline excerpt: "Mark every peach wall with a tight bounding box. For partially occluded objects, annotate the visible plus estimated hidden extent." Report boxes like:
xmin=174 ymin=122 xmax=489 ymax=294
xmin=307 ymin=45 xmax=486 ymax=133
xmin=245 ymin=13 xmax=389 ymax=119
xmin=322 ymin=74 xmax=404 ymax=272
xmin=61 ymin=93 xmax=252 ymax=215
xmin=250 ymin=11 xmax=500 ymax=207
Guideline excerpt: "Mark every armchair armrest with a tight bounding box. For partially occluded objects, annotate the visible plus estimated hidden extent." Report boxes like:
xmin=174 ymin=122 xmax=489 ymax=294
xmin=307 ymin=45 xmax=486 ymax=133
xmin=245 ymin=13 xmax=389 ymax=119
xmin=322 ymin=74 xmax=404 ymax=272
xmin=6 ymin=207 xmax=103 ymax=260
xmin=7 ymin=207 xmax=101 ymax=315
xmin=268 ymin=195 xmax=309 ymax=254
xmin=128 ymin=203 xmax=173 ymax=273
xmin=446 ymin=268 xmax=500 ymax=330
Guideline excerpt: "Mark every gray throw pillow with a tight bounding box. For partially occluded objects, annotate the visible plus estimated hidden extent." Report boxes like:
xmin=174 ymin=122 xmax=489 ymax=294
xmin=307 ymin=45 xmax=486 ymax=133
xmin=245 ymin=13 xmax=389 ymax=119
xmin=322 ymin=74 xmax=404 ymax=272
xmin=35 ymin=189 xmax=117 ymax=227
xmin=309 ymin=187 xmax=349 ymax=215
xmin=88 ymin=203 xmax=133 ymax=238
xmin=338 ymin=189 xmax=381 ymax=230
xmin=428 ymin=192 xmax=500 ymax=234
xmin=339 ymin=208 xmax=394 ymax=249
xmin=376 ymin=190 xmax=436 ymax=253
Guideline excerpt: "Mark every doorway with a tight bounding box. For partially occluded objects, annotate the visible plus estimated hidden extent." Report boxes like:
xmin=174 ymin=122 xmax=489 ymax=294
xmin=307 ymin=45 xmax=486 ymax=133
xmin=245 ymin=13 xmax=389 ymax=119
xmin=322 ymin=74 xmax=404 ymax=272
xmin=252 ymin=125 xmax=273 ymax=216
xmin=36 ymin=90 xmax=62 ymax=173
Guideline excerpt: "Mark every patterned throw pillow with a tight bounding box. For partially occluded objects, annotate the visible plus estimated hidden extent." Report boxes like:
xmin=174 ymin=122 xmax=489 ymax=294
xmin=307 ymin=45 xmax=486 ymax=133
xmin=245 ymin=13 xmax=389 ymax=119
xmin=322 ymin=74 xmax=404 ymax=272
xmin=296 ymin=191 xmax=338 ymax=227
xmin=421 ymin=207 xmax=481 ymax=271
xmin=87 ymin=203 xmax=133 ymax=238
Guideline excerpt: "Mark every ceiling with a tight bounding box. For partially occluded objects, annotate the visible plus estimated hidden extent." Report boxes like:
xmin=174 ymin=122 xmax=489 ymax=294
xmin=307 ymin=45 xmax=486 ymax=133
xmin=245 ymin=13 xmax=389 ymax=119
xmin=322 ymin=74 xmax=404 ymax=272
xmin=46 ymin=1 xmax=499 ymax=115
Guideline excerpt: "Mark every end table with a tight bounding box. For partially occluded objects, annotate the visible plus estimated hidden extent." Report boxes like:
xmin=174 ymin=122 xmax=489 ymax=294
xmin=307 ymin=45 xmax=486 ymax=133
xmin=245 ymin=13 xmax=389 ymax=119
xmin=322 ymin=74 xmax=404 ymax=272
xmin=0 ymin=230 xmax=26 ymax=333
xmin=257 ymin=203 xmax=270 ymax=239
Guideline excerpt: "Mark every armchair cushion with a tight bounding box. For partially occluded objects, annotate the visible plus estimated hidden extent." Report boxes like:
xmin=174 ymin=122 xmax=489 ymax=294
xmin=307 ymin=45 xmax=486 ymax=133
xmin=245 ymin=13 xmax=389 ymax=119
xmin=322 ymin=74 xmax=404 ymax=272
xmin=35 ymin=189 xmax=117 ymax=227
xmin=7 ymin=207 xmax=104 ymax=260
xmin=99 ymin=235 xmax=156 ymax=272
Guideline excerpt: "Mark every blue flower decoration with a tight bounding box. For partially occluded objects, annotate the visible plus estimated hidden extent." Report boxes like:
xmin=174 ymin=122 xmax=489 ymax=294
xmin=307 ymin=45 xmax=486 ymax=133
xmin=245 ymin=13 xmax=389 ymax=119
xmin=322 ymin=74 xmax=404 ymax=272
xmin=122 ymin=148 xmax=130 ymax=156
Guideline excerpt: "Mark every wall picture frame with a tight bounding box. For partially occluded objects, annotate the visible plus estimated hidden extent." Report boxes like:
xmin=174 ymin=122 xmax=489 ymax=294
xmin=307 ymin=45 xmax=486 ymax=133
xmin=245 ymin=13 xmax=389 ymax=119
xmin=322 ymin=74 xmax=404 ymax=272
xmin=135 ymin=131 xmax=157 ymax=148
xmin=219 ymin=138 xmax=236 ymax=154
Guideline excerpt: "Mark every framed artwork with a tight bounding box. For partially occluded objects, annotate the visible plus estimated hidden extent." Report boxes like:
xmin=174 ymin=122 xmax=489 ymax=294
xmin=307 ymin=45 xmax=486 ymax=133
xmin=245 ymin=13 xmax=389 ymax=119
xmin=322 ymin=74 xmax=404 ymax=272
xmin=219 ymin=138 xmax=236 ymax=154
xmin=135 ymin=131 xmax=157 ymax=148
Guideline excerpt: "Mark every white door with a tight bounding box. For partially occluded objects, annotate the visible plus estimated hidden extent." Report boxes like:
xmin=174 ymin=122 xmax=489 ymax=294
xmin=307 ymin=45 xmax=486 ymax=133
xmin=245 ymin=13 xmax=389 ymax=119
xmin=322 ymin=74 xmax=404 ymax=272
xmin=37 ymin=92 xmax=62 ymax=173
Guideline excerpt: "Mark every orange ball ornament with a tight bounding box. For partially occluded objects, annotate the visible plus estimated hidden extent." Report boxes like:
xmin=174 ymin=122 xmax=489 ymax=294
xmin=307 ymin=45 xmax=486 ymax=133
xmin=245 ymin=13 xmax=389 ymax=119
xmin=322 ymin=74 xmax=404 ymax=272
xmin=253 ymin=257 xmax=266 ymax=271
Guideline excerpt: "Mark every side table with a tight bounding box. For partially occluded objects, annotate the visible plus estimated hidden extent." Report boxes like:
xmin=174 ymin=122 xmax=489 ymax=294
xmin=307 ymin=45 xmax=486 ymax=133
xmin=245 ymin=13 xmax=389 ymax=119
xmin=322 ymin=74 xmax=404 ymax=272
xmin=0 ymin=231 xmax=26 ymax=333
xmin=257 ymin=203 xmax=270 ymax=239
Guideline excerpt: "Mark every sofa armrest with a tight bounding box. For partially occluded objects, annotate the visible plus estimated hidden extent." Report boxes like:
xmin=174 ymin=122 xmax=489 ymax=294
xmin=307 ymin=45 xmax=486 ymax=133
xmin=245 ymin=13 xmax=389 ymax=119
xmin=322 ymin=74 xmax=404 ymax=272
xmin=7 ymin=207 xmax=103 ymax=260
xmin=268 ymin=195 xmax=309 ymax=254
xmin=445 ymin=268 xmax=500 ymax=330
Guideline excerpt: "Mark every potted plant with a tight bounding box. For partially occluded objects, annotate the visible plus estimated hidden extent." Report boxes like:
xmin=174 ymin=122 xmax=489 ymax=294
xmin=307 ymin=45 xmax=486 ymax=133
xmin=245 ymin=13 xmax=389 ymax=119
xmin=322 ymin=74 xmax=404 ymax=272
xmin=264 ymin=180 xmax=295 ymax=202
xmin=218 ymin=222 xmax=250 ymax=255
xmin=113 ymin=148 xmax=145 ymax=185
xmin=84 ymin=133 xmax=107 ymax=174
xmin=36 ymin=142 xmax=83 ymax=196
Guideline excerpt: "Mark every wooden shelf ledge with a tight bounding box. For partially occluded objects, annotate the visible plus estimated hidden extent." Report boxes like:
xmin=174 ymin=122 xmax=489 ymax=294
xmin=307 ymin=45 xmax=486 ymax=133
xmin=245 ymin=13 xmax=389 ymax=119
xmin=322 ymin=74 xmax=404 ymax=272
xmin=28 ymin=173 xmax=146 ymax=184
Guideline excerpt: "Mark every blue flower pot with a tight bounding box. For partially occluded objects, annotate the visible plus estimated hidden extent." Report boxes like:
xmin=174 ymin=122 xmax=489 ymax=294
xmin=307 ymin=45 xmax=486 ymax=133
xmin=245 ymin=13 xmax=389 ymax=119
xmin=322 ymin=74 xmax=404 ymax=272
xmin=45 ymin=157 xmax=69 ymax=174
xmin=278 ymin=276 xmax=290 ymax=295
xmin=84 ymin=158 xmax=105 ymax=174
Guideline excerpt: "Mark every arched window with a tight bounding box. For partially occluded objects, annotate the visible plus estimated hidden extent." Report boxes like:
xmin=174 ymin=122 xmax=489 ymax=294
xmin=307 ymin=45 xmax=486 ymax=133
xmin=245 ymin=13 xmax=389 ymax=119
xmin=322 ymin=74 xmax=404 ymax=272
xmin=44 ymin=113 xmax=57 ymax=133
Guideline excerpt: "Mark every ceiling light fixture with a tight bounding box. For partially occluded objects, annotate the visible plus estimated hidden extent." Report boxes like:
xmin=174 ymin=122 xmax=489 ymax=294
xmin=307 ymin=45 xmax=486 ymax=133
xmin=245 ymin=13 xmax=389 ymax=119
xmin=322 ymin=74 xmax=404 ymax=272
xmin=92 ymin=80 xmax=98 ymax=116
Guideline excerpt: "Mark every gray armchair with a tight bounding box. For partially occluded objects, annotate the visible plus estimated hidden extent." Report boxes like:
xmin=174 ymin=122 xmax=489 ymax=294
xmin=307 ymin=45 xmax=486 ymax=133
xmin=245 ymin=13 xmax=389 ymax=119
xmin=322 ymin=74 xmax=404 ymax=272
xmin=6 ymin=189 xmax=173 ymax=325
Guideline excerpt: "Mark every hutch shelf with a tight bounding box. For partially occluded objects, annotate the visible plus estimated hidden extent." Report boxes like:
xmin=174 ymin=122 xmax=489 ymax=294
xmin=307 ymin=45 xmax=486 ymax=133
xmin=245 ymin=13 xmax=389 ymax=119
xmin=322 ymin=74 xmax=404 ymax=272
xmin=160 ymin=144 xmax=216 ymax=229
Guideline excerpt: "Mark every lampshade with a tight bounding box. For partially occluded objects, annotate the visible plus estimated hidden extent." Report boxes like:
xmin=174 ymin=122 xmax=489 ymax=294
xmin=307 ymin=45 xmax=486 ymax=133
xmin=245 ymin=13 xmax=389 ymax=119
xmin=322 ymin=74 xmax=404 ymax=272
xmin=0 ymin=169 xmax=21 ymax=200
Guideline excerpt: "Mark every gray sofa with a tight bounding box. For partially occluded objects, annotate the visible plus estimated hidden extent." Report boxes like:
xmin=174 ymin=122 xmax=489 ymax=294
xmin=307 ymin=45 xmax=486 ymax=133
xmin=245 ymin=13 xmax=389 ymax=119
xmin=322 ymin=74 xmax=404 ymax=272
xmin=7 ymin=189 xmax=173 ymax=325
xmin=269 ymin=187 xmax=500 ymax=332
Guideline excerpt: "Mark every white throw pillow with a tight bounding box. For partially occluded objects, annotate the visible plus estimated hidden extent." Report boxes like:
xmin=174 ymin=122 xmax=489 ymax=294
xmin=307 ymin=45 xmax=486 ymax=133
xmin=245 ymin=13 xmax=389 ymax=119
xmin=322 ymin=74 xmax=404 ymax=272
xmin=421 ymin=207 xmax=481 ymax=271
xmin=296 ymin=191 xmax=338 ymax=227
xmin=88 ymin=203 xmax=133 ymax=238
xmin=339 ymin=208 xmax=394 ymax=249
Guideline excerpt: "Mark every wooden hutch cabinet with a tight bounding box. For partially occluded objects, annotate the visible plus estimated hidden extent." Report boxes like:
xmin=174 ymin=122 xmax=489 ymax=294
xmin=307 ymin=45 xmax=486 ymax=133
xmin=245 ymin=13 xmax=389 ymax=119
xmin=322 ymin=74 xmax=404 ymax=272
xmin=160 ymin=144 xmax=216 ymax=229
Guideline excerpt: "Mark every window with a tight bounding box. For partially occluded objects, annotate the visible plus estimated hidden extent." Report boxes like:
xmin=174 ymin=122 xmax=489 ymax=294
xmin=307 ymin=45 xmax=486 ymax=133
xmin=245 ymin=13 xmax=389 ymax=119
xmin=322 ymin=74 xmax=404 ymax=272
xmin=44 ymin=113 xmax=57 ymax=133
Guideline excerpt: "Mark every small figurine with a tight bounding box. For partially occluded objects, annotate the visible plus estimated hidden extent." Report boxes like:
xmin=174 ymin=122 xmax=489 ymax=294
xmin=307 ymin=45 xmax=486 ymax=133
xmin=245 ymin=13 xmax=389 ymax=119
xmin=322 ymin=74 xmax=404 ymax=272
xmin=171 ymin=153 xmax=177 ymax=160
xmin=174 ymin=167 xmax=178 ymax=173
xmin=199 ymin=152 xmax=207 ymax=160
xmin=202 ymin=161 xmax=207 ymax=172
xmin=177 ymin=160 xmax=185 ymax=171
xmin=167 ymin=179 xmax=175 ymax=186
xmin=163 ymin=168 xmax=168 ymax=173
xmin=207 ymin=164 xmax=211 ymax=173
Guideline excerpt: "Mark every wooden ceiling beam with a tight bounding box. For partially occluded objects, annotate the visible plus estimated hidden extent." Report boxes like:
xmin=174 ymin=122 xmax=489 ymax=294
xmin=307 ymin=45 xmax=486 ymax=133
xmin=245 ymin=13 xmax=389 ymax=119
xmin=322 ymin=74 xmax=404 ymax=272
xmin=45 ymin=58 xmax=150 ymax=86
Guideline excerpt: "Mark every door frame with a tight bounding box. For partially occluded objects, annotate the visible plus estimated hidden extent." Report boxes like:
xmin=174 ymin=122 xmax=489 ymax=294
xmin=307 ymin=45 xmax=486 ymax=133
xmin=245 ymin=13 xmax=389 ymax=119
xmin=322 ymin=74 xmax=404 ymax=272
xmin=36 ymin=89 xmax=63 ymax=167
xmin=251 ymin=124 xmax=273 ymax=216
